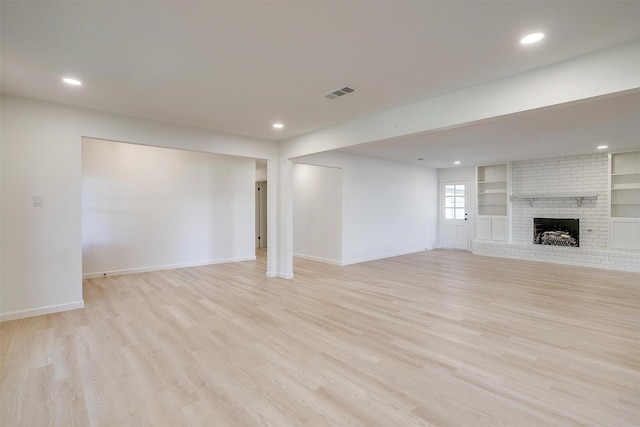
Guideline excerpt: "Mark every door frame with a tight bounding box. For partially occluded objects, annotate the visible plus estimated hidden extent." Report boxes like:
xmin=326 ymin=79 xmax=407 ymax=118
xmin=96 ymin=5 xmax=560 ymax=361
xmin=439 ymin=179 xmax=470 ymax=250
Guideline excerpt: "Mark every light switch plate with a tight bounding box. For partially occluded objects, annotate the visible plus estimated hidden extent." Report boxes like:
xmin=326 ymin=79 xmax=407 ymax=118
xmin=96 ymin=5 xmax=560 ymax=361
xmin=33 ymin=195 xmax=44 ymax=207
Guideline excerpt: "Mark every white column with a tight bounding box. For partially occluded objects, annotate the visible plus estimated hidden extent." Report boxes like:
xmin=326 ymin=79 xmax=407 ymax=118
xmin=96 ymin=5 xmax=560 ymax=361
xmin=276 ymin=157 xmax=294 ymax=278
xmin=266 ymin=159 xmax=278 ymax=277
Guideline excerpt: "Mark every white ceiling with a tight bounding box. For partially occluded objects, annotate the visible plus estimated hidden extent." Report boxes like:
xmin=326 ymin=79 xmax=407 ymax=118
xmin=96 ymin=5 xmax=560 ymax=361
xmin=339 ymin=90 xmax=640 ymax=168
xmin=1 ymin=1 xmax=639 ymax=166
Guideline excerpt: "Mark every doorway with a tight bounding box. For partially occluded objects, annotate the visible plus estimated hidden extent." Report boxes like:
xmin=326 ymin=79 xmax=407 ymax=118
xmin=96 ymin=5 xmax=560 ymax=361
xmin=255 ymin=181 xmax=267 ymax=249
xmin=441 ymin=180 xmax=469 ymax=250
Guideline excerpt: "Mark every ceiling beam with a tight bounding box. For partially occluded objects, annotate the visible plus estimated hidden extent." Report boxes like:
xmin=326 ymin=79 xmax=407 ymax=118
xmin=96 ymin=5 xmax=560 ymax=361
xmin=282 ymin=40 xmax=640 ymax=159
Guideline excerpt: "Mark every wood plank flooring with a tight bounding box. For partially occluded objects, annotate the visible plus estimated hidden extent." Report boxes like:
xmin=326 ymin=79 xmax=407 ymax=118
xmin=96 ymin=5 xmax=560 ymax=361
xmin=1 ymin=250 xmax=639 ymax=426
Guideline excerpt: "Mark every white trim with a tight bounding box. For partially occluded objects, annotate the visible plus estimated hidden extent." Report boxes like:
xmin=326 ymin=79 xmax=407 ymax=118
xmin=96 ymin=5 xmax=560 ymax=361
xmin=266 ymin=271 xmax=278 ymax=278
xmin=278 ymin=273 xmax=295 ymax=279
xmin=293 ymin=253 xmax=343 ymax=266
xmin=82 ymin=256 xmax=256 ymax=279
xmin=340 ymin=248 xmax=429 ymax=266
xmin=1 ymin=300 xmax=84 ymax=322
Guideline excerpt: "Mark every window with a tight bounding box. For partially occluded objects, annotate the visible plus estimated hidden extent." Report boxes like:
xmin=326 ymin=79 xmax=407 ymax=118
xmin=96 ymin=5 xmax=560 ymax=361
xmin=444 ymin=184 xmax=465 ymax=220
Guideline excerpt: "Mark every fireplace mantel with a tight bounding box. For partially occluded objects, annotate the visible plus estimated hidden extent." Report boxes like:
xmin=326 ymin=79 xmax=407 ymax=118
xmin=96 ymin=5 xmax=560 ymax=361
xmin=511 ymin=193 xmax=598 ymax=207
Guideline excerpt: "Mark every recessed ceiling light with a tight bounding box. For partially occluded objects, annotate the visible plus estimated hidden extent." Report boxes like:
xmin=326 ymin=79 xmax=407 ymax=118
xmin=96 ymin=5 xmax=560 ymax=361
xmin=520 ymin=32 xmax=544 ymax=45
xmin=273 ymin=123 xmax=284 ymax=129
xmin=454 ymin=161 xmax=461 ymax=165
xmin=597 ymin=145 xmax=609 ymax=150
xmin=62 ymin=77 xmax=82 ymax=86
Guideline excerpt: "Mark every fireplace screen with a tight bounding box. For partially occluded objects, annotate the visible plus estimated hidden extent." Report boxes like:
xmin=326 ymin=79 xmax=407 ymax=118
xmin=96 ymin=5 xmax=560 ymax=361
xmin=533 ymin=218 xmax=579 ymax=247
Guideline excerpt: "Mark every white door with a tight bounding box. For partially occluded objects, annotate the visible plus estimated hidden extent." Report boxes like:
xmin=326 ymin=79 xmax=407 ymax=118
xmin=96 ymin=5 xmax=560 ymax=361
xmin=441 ymin=181 xmax=469 ymax=250
xmin=255 ymin=181 xmax=267 ymax=249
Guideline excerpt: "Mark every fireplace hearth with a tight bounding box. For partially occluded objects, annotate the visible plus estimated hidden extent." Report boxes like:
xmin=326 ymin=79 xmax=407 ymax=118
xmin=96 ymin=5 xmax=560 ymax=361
xmin=533 ymin=218 xmax=579 ymax=247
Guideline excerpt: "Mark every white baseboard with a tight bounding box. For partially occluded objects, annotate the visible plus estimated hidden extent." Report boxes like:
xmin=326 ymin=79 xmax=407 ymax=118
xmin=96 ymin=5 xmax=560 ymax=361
xmin=82 ymin=256 xmax=257 ymax=279
xmin=340 ymin=248 xmax=429 ymax=266
xmin=1 ymin=300 xmax=84 ymax=322
xmin=293 ymin=248 xmax=430 ymax=267
xmin=265 ymin=271 xmax=294 ymax=279
xmin=293 ymin=253 xmax=342 ymax=266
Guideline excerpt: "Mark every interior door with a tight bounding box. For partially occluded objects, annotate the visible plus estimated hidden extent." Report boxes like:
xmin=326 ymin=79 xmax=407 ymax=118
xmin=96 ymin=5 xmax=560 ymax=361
xmin=255 ymin=181 xmax=267 ymax=249
xmin=441 ymin=181 xmax=469 ymax=250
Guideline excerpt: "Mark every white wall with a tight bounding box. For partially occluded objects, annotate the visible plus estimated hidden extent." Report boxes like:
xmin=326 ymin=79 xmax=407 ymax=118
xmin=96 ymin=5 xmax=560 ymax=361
xmin=255 ymin=159 xmax=268 ymax=181
xmin=0 ymin=95 xmax=278 ymax=321
xmin=82 ymin=138 xmax=255 ymax=277
xmin=294 ymin=152 xmax=438 ymax=265
xmin=293 ymin=164 xmax=342 ymax=264
xmin=1 ymin=97 xmax=84 ymax=320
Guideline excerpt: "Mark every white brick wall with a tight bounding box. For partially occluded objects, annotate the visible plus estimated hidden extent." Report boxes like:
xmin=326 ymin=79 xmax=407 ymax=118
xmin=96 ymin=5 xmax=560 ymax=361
xmin=471 ymin=241 xmax=640 ymax=273
xmin=472 ymin=153 xmax=640 ymax=272
xmin=511 ymin=153 xmax=609 ymax=248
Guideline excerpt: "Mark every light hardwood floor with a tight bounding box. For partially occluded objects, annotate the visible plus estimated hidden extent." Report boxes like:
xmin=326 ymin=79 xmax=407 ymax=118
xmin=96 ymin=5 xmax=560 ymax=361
xmin=1 ymin=250 xmax=639 ymax=426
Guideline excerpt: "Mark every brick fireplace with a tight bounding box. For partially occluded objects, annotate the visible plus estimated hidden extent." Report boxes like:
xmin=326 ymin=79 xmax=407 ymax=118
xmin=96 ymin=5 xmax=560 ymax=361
xmin=471 ymin=153 xmax=640 ymax=272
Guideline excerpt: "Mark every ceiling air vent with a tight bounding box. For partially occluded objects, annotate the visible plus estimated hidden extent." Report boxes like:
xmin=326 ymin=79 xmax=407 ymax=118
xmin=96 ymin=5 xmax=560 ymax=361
xmin=325 ymin=86 xmax=356 ymax=100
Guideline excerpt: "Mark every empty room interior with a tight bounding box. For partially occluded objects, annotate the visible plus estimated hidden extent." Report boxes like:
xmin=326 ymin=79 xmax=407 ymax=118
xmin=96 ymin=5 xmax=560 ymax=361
xmin=1 ymin=1 xmax=640 ymax=426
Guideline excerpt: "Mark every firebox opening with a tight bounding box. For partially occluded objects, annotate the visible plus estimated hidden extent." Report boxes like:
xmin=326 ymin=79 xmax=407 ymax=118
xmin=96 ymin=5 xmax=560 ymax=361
xmin=533 ymin=218 xmax=579 ymax=247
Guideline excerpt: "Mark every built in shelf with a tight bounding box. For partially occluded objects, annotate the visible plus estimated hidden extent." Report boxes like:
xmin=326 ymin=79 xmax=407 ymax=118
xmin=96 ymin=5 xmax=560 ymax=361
xmin=510 ymin=193 xmax=598 ymax=207
xmin=612 ymin=185 xmax=640 ymax=190
xmin=611 ymin=151 xmax=640 ymax=221
xmin=477 ymin=163 xmax=509 ymax=224
xmin=478 ymin=190 xmax=507 ymax=194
